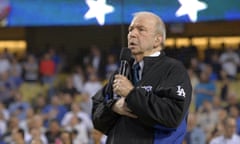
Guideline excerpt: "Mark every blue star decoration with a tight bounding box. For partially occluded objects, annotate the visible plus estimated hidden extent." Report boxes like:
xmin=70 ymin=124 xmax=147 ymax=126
xmin=84 ymin=0 xmax=115 ymax=26
xmin=175 ymin=0 xmax=207 ymax=22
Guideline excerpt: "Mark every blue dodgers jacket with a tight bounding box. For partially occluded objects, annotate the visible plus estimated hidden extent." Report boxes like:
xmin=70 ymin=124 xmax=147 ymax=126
xmin=92 ymin=52 xmax=192 ymax=144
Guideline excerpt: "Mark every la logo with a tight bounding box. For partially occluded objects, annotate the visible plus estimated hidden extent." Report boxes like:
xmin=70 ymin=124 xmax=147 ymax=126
xmin=176 ymin=85 xmax=185 ymax=97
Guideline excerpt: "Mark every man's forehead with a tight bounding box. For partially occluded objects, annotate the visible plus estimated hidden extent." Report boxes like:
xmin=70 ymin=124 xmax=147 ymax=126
xmin=130 ymin=16 xmax=155 ymax=27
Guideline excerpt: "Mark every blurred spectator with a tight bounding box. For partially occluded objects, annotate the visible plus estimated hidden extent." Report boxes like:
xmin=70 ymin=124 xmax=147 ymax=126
xmin=210 ymin=117 xmax=240 ymax=144
xmin=81 ymin=73 xmax=102 ymax=115
xmin=183 ymin=112 xmax=206 ymax=144
xmin=29 ymin=139 xmax=43 ymax=144
xmin=19 ymin=107 xmax=34 ymax=133
xmin=0 ymin=72 xmax=14 ymax=107
xmin=8 ymin=90 xmax=30 ymax=121
xmin=219 ymin=47 xmax=240 ymax=80
xmin=0 ymin=102 xmax=9 ymax=121
xmin=194 ymin=71 xmax=216 ymax=110
xmin=105 ymin=53 xmax=118 ymax=80
xmin=212 ymin=96 xmax=222 ymax=110
xmin=219 ymin=70 xmax=230 ymax=101
xmin=85 ymin=64 xmax=97 ymax=80
xmin=210 ymin=119 xmax=225 ymax=141
xmin=0 ymin=112 xmax=7 ymax=138
xmin=32 ymin=94 xmax=47 ymax=114
xmin=210 ymin=108 xmax=228 ymax=139
xmin=28 ymin=127 xmax=47 ymax=144
xmin=224 ymin=92 xmax=240 ymax=112
xmin=208 ymin=52 xmax=221 ymax=80
xmin=8 ymin=66 xmax=23 ymax=90
xmin=61 ymin=76 xmax=78 ymax=98
xmin=2 ymin=116 xmax=20 ymax=143
xmin=187 ymin=68 xmax=199 ymax=112
xmin=218 ymin=108 xmax=228 ymax=124
xmin=83 ymin=45 xmax=106 ymax=80
xmin=60 ymin=131 xmax=72 ymax=144
xmin=82 ymin=74 xmax=102 ymax=100
xmin=45 ymin=119 xmax=61 ymax=143
xmin=203 ymin=64 xmax=218 ymax=82
xmin=41 ymin=95 xmax=68 ymax=127
xmin=197 ymin=101 xmax=219 ymax=142
xmin=189 ymin=57 xmax=202 ymax=77
xmin=61 ymin=102 xmax=93 ymax=133
xmin=39 ymin=52 xmax=56 ymax=86
xmin=72 ymin=65 xmax=85 ymax=93
xmin=204 ymin=45 xmax=215 ymax=64
xmin=48 ymin=47 xmax=64 ymax=73
xmin=228 ymin=105 xmax=240 ymax=135
xmin=89 ymin=129 xmax=107 ymax=144
xmin=30 ymin=114 xmax=46 ymax=134
xmin=63 ymin=115 xmax=89 ymax=144
xmin=22 ymin=54 xmax=39 ymax=82
xmin=9 ymin=57 xmax=22 ymax=79
xmin=10 ymin=128 xmax=25 ymax=144
xmin=61 ymin=92 xmax=74 ymax=111
xmin=0 ymin=53 xmax=10 ymax=74
xmin=2 ymin=48 xmax=13 ymax=61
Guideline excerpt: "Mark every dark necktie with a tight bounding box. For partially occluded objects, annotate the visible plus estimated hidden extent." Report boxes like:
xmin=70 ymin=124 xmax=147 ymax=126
xmin=132 ymin=63 xmax=141 ymax=85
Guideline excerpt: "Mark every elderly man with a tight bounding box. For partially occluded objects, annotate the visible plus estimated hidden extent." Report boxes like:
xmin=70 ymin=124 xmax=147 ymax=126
xmin=92 ymin=11 xmax=192 ymax=144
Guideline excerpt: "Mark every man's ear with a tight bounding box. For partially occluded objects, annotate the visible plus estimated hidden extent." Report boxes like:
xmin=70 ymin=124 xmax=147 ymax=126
xmin=154 ymin=35 xmax=163 ymax=47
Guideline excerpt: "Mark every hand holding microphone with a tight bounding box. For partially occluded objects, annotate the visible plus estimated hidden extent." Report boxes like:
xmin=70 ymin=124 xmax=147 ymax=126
xmin=113 ymin=74 xmax=134 ymax=97
xmin=112 ymin=48 xmax=137 ymax=118
xmin=113 ymin=48 xmax=134 ymax=97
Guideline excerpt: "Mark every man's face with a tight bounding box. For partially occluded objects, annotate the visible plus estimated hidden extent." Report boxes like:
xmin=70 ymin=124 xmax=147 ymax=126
xmin=225 ymin=118 xmax=237 ymax=138
xmin=127 ymin=14 xmax=158 ymax=57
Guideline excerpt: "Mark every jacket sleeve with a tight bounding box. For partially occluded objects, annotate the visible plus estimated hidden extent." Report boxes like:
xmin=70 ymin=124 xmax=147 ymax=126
xmin=125 ymin=62 xmax=192 ymax=128
xmin=92 ymin=75 xmax=120 ymax=135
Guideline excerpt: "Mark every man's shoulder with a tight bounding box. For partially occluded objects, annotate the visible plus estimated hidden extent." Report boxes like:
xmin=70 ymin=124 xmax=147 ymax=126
xmin=163 ymin=56 xmax=185 ymax=69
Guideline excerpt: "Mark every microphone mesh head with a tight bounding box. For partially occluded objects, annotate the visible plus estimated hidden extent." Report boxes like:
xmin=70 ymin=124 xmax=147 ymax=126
xmin=119 ymin=47 xmax=132 ymax=62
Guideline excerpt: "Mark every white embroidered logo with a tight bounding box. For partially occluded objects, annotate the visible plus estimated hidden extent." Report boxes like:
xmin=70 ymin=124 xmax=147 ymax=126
xmin=140 ymin=86 xmax=152 ymax=92
xmin=176 ymin=85 xmax=186 ymax=97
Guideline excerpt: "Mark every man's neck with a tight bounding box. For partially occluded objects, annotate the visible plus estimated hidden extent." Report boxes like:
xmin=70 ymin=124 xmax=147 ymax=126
xmin=134 ymin=55 xmax=143 ymax=62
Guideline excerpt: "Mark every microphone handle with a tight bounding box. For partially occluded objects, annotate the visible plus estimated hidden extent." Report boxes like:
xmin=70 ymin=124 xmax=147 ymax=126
xmin=113 ymin=60 xmax=129 ymax=100
xmin=119 ymin=60 xmax=129 ymax=76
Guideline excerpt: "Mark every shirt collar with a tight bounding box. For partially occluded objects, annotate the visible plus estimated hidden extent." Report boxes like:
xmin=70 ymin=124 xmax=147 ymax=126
xmin=133 ymin=51 xmax=161 ymax=69
xmin=149 ymin=51 xmax=161 ymax=57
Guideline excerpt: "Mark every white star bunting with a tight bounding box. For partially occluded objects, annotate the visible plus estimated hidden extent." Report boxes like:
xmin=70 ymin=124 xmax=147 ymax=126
xmin=175 ymin=0 xmax=207 ymax=22
xmin=84 ymin=0 xmax=114 ymax=26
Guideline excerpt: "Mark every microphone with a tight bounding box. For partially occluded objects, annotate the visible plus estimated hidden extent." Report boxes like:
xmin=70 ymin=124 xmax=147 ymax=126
xmin=119 ymin=48 xmax=132 ymax=76
xmin=113 ymin=48 xmax=132 ymax=100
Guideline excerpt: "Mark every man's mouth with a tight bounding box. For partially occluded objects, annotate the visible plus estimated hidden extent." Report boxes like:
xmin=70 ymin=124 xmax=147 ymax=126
xmin=129 ymin=42 xmax=137 ymax=47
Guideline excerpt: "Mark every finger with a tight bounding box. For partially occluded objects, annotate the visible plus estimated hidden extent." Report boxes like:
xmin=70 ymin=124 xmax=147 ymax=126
xmin=113 ymin=79 xmax=118 ymax=84
xmin=124 ymin=112 xmax=138 ymax=118
xmin=125 ymin=107 xmax=133 ymax=112
xmin=113 ymin=82 xmax=117 ymax=88
xmin=115 ymin=75 xmax=127 ymax=81
xmin=115 ymin=74 xmax=121 ymax=78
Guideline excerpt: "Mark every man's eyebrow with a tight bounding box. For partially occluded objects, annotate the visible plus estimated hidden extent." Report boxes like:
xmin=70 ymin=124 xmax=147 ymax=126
xmin=129 ymin=25 xmax=146 ymax=29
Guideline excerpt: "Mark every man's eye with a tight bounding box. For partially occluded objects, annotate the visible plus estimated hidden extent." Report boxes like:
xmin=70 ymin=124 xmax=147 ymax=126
xmin=128 ymin=28 xmax=133 ymax=32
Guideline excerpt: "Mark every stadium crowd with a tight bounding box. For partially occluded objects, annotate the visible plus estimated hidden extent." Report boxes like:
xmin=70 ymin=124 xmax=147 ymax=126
xmin=0 ymin=43 xmax=240 ymax=144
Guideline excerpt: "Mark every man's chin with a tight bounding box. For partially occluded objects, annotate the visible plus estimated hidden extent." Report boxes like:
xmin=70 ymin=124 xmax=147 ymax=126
xmin=129 ymin=48 xmax=137 ymax=54
xmin=130 ymin=50 xmax=143 ymax=56
xmin=128 ymin=46 xmax=138 ymax=51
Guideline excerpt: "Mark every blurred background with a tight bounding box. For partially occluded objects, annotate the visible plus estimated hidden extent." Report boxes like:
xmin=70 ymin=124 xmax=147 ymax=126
xmin=0 ymin=0 xmax=240 ymax=144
